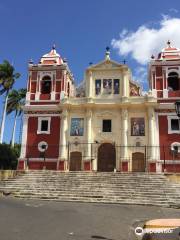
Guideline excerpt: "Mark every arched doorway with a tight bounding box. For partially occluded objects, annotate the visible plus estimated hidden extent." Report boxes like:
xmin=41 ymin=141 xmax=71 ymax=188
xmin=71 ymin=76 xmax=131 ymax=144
xmin=69 ymin=151 xmax=82 ymax=171
xmin=132 ymin=152 xmax=145 ymax=172
xmin=98 ymin=143 xmax=116 ymax=172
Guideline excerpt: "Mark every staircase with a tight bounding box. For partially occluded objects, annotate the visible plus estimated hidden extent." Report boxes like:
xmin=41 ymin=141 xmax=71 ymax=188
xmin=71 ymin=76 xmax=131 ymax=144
xmin=0 ymin=171 xmax=180 ymax=208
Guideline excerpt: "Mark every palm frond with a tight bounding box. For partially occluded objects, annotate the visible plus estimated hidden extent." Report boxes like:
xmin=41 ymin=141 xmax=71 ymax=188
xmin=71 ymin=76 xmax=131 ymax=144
xmin=0 ymin=60 xmax=20 ymax=96
xmin=6 ymin=88 xmax=27 ymax=116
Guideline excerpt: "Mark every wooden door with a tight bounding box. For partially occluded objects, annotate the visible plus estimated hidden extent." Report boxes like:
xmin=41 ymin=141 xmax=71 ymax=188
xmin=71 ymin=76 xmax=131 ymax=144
xmin=98 ymin=143 xmax=116 ymax=172
xmin=70 ymin=152 xmax=82 ymax=171
xmin=132 ymin=152 xmax=145 ymax=172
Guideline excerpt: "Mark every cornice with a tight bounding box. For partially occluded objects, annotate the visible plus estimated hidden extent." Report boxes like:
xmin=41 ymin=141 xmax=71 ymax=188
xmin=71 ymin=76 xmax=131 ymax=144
xmin=23 ymin=104 xmax=59 ymax=111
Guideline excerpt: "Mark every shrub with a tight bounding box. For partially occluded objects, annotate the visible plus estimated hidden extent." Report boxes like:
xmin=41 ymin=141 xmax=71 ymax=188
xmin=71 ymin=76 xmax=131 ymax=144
xmin=0 ymin=144 xmax=18 ymax=170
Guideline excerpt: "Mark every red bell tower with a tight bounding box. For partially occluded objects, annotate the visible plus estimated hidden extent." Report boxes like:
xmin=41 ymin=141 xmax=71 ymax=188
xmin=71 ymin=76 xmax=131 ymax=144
xmin=18 ymin=46 xmax=75 ymax=170
xmin=149 ymin=40 xmax=180 ymax=99
xmin=149 ymin=41 xmax=180 ymax=172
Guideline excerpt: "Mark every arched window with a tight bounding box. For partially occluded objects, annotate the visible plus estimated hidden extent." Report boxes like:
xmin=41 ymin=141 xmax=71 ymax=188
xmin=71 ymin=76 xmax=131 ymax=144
xmin=168 ymin=72 xmax=179 ymax=91
xmin=41 ymin=76 xmax=51 ymax=94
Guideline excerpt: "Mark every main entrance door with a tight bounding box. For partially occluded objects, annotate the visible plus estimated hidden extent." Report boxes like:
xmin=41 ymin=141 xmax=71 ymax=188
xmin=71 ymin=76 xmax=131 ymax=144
xmin=69 ymin=151 xmax=82 ymax=171
xmin=98 ymin=143 xmax=116 ymax=172
xmin=132 ymin=152 xmax=145 ymax=172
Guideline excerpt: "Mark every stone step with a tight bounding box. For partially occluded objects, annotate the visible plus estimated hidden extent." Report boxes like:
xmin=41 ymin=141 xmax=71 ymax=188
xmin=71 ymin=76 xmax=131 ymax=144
xmin=0 ymin=171 xmax=180 ymax=208
xmin=12 ymin=191 xmax=170 ymax=201
xmin=12 ymin=195 xmax=170 ymax=206
xmin=0 ymin=182 xmax=173 ymax=187
xmin=0 ymin=186 xmax=178 ymax=194
xmin=3 ymin=188 xmax=170 ymax=196
xmin=1 ymin=180 xmax=171 ymax=185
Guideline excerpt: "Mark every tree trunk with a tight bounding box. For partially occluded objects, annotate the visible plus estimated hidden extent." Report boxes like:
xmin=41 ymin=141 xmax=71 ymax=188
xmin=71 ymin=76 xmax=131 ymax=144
xmin=0 ymin=91 xmax=9 ymax=144
xmin=11 ymin=112 xmax=18 ymax=147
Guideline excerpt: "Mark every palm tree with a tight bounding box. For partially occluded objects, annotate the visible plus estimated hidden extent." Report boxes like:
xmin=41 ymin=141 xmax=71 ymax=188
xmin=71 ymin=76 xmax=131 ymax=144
xmin=0 ymin=60 xmax=20 ymax=143
xmin=7 ymin=88 xmax=26 ymax=147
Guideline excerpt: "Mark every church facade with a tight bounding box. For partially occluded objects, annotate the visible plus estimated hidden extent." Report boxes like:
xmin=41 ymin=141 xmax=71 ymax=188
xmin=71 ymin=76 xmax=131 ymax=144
xmin=18 ymin=42 xmax=180 ymax=172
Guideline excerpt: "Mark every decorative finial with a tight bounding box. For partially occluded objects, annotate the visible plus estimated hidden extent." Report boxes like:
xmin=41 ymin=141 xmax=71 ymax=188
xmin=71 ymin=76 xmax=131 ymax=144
xmin=151 ymin=55 xmax=155 ymax=59
xmin=105 ymin=46 xmax=110 ymax=60
xmin=52 ymin=44 xmax=56 ymax=50
xmin=167 ymin=40 xmax=171 ymax=47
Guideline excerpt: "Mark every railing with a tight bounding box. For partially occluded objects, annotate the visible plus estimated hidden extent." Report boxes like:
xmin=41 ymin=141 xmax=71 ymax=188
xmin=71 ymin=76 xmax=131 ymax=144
xmin=19 ymin=143 xmax=180 ymax=172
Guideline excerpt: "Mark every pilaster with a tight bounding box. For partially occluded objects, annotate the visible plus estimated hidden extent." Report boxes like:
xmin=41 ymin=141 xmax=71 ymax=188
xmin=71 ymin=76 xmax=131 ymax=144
xmin=20 ymin=114 xmax=29 ymax=158
xmin=86 ymin=109 xmax=92 ymax=161
xmin=148 ymin=107 xmax=155 ymax=160
xmin=88 ymin=71 xmax=93 ymax=98
xmin=121 ymin=108 xmax=129 ymax=163
xmin=59 ymin=110 xmax=68 ymax=160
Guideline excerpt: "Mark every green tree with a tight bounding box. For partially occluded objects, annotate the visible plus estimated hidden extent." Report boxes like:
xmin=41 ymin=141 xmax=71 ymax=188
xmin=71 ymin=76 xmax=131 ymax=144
xmin=0 ymin=60 xmax=20 ymax=143
xmin=7 ymin=88 xmax=27 ymax=147
xmin=0 ymin=143 xmax=18 ymax=170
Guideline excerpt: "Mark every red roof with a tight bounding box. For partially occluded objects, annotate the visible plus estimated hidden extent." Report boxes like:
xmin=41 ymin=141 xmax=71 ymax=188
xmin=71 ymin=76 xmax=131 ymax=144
xmin=156 ymin=41 xmax=180 ymax=61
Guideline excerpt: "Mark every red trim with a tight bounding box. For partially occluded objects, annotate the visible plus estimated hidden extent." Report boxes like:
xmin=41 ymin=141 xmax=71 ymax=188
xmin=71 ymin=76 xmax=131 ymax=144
xmin=58 ymin=161 xmax=65 ymax=171
xmin=122 ymin=162 xmax=128 ymax=172
xmin=149 ymin=163 xmax=156 ymax=172
xmin=84 ymin=161 xmax=91 ymax=171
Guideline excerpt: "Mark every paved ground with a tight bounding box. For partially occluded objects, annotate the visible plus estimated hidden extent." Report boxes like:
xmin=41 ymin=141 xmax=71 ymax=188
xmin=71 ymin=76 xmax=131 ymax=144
xmin=0 ymin=197 xmax=179 ymax=240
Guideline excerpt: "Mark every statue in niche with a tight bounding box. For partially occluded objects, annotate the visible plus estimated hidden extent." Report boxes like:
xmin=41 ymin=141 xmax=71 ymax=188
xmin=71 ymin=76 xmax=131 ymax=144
xmin=130 ymin=82 xmax=140 ymax=96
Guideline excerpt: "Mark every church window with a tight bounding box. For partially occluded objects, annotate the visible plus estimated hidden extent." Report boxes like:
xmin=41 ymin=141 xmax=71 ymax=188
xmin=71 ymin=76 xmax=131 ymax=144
xmin=102 ymin=119 xmax=111 ymax=132
xmin=95 ymin=79 xmax=120 ymax=95
xmin=41 ymin=76 xmax=52 ymax=94
xmin=168 ymin=116 xmax=180 ymax=134
xmin=167 ymin=72 xmax=179 ymax=91
xmin=41 ymin=120 xmax=48 ymax=131
xmin=171 ymin=119 xmax=179 ymax=131
xmin=114 ymin=79 xmax=120 ymax=94
xmin=103 ymin=79 xmax=112 ymax=94
xmin=95 ymin=79 xmax=101 ymax=95
xmin=37 ymin=117 xmax=51 ymax=134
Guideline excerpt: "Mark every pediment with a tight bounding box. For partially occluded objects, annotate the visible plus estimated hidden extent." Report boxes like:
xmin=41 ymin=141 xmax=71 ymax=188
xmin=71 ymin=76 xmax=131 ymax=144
xmin=89 ymin=59 xmax=122 ymax=70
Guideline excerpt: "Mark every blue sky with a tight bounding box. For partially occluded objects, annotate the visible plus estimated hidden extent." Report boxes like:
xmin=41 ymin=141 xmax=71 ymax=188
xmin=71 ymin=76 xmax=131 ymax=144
xmin=1 ymin=0 xmax=180 ymax=143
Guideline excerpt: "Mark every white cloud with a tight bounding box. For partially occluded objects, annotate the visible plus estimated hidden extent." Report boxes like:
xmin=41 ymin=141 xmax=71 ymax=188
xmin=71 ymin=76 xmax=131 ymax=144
xmin=169 ymin=8 xmax=178 ymax=13
xmin=133 ymin=66 xmax=147 ymax=85
xmin=111 ymin=16 xmax=180 ymax=65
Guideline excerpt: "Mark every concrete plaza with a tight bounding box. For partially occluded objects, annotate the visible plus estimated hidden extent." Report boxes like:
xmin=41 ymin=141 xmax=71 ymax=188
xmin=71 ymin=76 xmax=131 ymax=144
xmin=0 ymin=197 xmax=179 ymax=240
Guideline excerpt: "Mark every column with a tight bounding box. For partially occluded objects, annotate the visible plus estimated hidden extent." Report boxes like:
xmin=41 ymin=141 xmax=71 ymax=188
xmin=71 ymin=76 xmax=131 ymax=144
xmin=148 ymin=107 xmax=155 ymax=160
xmin=51 ymin=73 xmax=56 ymax=100
xmin=121 ymin=108 xmax=129 ymax=166
xmin=122 ymin=71 xmax=130 ymax=98
xmin=86 ymin=109 xmax=92 ymax=160
xmin=88 ymin=71 xmax=93 ymax=98
xmin=163 ymin=70 xmax=168 ymax=98
xmin=59 ymin=110 xmax=68 ymax=160
xmin=123 ymin=74 xmax=127 ymax=97
xmin=35 ymin=74 xmax=40 ymax=100
xmin=20 ymin=114 xmax=29 ymax=159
